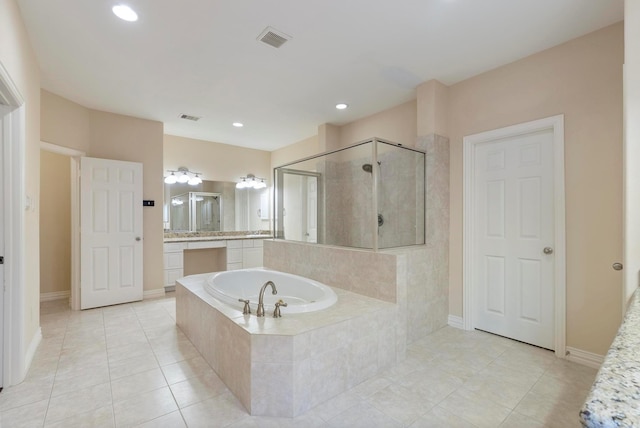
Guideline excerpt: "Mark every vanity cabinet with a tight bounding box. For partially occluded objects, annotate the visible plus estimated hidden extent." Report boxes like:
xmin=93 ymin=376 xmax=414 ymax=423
xmin=163 ymin=238 xmax=265 ymax=288
xmin=163 ymin=242 xmax=186 ymax=288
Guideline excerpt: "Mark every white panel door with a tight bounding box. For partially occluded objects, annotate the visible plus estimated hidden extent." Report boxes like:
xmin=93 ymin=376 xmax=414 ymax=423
xmin=474 ymin=129 xmax=555 ymax=349
xmin=80 ymin=157 xmax=143 ymax=309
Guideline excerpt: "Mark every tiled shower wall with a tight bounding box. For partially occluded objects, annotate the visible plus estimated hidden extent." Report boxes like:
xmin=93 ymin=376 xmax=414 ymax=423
xmin=411 ymin=133 xmax=450 ymax=342
xmin=323 ymin=145 xmax=424 ymax=249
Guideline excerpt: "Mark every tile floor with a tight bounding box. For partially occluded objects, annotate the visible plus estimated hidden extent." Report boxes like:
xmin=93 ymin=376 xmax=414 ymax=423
xmin=0 ymin=294 xmax=597 ymax=427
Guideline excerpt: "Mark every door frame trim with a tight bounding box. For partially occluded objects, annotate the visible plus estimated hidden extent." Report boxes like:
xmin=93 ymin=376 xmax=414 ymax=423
xmin=0 ymin=60 xmax=27 ymax=386
xmin=40 ymin=142 xmax=85 ymax=311
xmin=463 ymin=115 xmax=566 ymax=358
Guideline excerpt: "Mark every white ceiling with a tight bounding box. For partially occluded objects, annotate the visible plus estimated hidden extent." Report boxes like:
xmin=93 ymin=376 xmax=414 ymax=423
xmin=17 ymin=0 xmax=623 ymax=151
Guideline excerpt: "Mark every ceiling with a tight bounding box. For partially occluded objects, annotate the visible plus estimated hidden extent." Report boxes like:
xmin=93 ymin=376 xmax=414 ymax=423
xmin=16 ymin=0 xmax=623 ymax=151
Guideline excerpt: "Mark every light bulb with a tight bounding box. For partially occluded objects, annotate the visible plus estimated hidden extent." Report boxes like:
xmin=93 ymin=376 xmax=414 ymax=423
xmin=177 ymin=172 xmax=190 ymax=183
xmin=112 ymin=5 xmax=138 ymax=22
xmin=164 ymin=173 xmax=177 ymax=184
xmin=236 ymin=178 xmax=248 ymax=189
xmin=188 ymin=176 xmax=199 ymax=185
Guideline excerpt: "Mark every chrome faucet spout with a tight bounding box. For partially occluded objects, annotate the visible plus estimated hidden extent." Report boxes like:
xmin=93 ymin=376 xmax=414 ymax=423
xmin=257 ymin=281 xmax=277 ymax=317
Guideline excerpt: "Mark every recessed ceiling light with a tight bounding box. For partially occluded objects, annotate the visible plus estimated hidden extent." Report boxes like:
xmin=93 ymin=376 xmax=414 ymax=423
xmin=112 ymin=5 xmax=138 ymax=22
xmin=336 ymin=103 xmax=348 ymax=110
xmin=233 ymin=122 xmax=244 ymax=128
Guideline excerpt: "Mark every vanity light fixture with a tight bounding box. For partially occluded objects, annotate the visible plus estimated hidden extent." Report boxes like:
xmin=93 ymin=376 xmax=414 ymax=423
xmin=112 ymin=4 xmax=138 ymax=22
xmin=164 ymin=167 xmax=203 ymax=186
xmin=236 ymin=174 xmax=267 ymax=189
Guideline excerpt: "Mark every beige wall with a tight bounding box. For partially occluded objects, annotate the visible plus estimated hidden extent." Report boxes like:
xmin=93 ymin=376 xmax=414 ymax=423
xmin=164 ymin=134 xmax=271 ymax=185
xmin=270 ymin=101 xmax=418 ymax=169
xmin=40 ymin=151 xmax=71 ymax=295
xmin=40 ymin=91 xmax=165 ymax=293
xmin=448 ymin=22 xmax=624 ymax=355
xmin=270 ymin=135 xmax=318 ymax=170
xmin=1 ymin=0 xmax=41 ymax=375
xmin=40 ymin=90 xmax=90 ymax=153
xmin=338 ymin=100 xmax=417 ymax=148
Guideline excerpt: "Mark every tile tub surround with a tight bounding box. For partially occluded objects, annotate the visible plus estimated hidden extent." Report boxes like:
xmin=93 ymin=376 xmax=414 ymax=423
xmin=176 ymin=273 xmax=399 ymax=418
xmin=264 ymin=240 xmax=448 ymax=350
xmin=580 ymin=288 xmax=640 ymax=427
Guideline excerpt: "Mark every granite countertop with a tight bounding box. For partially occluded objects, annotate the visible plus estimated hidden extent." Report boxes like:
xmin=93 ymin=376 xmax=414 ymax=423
xmin=164 ymin=231 xmax=272 ymax=243
xmin=580 ymin=288 xmax=640 ymax=427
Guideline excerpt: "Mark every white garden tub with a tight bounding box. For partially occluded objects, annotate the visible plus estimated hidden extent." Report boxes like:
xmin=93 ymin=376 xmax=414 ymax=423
xmin=204 ymin=268 xmax=338 ymax=314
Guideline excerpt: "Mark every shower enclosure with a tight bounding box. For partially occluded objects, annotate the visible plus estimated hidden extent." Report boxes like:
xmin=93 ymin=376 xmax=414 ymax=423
xmin=274 ymin=138 xmax=425 ymax=251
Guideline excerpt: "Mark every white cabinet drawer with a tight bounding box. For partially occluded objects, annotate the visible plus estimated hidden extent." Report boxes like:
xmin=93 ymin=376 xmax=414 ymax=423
xmin=242 ymin=239 xmax=255 ymax=248
xmin=164 ymin=252 xmax=183 ymax=269
xmin=227 ymin=248 xmax=243 ymax=263
xmin=253 ymin=239 xmax=264 ymax=248
xmin=227 ymin=240 xmax=243 ymax=249
xmin=187 ymin=240 xmax=226 ymax=250
xmin=164 ymin=242 xmax=186 ymax=252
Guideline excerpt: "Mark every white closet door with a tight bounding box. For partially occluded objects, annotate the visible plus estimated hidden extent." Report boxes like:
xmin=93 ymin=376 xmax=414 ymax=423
xmin=473 ymin=129 xmax=555 ymax=350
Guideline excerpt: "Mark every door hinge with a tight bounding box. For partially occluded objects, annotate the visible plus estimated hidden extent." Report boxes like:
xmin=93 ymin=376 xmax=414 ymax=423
xmin=0 ymin=256 xmax=4 ymax=264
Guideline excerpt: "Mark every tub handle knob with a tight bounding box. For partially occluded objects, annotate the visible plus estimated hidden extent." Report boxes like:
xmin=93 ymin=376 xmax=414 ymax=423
xmin=238 ymin=299 xmax=251 ymax=315
xmin=273 ymin=300 xmax=288 ymax=318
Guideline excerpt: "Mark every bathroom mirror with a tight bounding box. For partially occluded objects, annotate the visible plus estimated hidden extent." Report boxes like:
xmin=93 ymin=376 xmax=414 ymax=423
xmin=164 ymin=180 xmax=270 ymax=232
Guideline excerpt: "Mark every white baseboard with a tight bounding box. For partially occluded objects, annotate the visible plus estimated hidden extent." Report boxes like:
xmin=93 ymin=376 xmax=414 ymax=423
xmin=448 ymin=315 xmax=464 ymax=330
xmin=143 ymin=288 xmax=166 ymax=300
xmin=40 ymin=290 xmax=71 ymax=302
xmin=566 ymin=346 xmax=604 ymax=369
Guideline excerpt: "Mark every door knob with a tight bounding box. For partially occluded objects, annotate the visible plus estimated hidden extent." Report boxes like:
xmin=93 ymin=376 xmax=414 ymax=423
xmin=135 ymin=237 xmax=141 ymax=242
xmin=613 ymin=262 xmax=623 ymax=271
xmin=543 ymin=247 xmax=554 ymax=255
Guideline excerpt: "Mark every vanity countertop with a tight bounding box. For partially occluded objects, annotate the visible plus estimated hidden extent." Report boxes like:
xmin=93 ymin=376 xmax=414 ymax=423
xmin=580 ymin=288 xmax=640 ymax=427
xmin=164 ymin=232 xmax=272 ymax=243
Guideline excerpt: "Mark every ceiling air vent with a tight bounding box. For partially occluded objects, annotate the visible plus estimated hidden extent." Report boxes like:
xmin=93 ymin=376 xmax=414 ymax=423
xmin=257 ymin=26 xmax=291 ymax=49
xmin=179 ymin=114 xmax=201 ymax=121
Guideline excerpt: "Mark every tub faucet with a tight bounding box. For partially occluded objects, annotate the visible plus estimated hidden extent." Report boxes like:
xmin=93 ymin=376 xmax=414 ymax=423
xmin=257 ymin=281 xmax=277 ymax=317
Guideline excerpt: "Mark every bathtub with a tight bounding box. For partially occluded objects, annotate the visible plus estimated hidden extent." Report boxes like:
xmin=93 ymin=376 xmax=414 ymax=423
xmin=204 ymin=268 xmax=338 ymax=314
